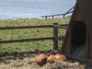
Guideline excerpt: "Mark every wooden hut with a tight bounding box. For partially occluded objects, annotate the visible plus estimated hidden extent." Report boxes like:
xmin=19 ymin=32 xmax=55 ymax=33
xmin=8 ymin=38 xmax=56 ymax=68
xmin=61 ymin=0 xmax=92 ymax=61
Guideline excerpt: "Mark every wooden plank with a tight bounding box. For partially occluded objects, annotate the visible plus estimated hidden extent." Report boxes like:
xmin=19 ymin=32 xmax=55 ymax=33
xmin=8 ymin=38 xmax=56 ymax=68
xmin=0 ymin=25 xmax=53 ymax=30
xmin=58 ymin=36 xmax=65 ymax=40
xmin=53 ymin=23 xmax=58 ymax=50
xmin=0 ymin=37 xmax=54 ymax=44
xmin=0 ymin=24 xmax=68 ymax=30
xmin=54 ymin=24 xmax=68 ymax=29
xmin=55 ymin=26 xmax=68 ymax=29
xmin=41 ymin=13 xmax=65 ymax=18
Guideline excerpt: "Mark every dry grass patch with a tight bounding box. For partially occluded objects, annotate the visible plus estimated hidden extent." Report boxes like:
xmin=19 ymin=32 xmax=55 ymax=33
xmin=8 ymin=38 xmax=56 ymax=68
xmin=0 ymin=53 xmax=87 ymax=69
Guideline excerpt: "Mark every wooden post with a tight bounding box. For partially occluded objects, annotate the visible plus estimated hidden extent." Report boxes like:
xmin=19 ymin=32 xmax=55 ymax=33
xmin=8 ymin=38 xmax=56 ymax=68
xmin=63 ymin=14 xmax=65 ymax=18
xmin=46 ymin=16 xmax=47 ymax=19
xmin=53 ymin=23 xmax=58 ymax=50
xmin=52 ymin=16 xmax=54 ymax=19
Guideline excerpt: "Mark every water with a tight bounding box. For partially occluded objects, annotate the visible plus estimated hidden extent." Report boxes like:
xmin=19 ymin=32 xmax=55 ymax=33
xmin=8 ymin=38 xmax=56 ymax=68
xmin=0 ymin=0 xmax=76 ymax=20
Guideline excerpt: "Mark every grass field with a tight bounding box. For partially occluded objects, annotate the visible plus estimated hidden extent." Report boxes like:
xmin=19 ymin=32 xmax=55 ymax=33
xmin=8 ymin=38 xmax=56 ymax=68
xmin=0 ymin=18 xmax=89 ymax=69
xmin=0 ymin=18 xmax=70 ymax=54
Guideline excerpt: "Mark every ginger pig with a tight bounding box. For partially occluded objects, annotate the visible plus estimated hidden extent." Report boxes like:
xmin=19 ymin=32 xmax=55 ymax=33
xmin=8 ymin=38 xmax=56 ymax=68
xmin=35 ymin=54 xmax=47 ymax=66
xmin=47 ymin=55 xmax=55 ymax=63
xmin=55 ymin=53 xmax=67 ymax=61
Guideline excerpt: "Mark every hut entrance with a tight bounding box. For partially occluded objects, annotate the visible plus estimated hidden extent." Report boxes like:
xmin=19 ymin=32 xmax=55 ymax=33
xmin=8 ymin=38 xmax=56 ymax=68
xmin=71 ymin=21 xmax=86 ymax=58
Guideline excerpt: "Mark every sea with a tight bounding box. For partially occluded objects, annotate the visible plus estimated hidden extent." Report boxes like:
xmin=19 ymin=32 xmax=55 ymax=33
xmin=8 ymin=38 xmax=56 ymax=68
xmin=0 ymin=0 xmax=76 ymax=20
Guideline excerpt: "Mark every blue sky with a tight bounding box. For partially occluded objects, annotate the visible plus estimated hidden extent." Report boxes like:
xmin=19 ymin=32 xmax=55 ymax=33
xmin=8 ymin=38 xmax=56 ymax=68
xmin=0 ymin=0 xmax=76 ymax=19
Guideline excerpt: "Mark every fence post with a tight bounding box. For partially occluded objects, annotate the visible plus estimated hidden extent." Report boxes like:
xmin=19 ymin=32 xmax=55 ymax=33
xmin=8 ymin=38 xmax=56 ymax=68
xmin=52 ymin=16 xmax=54 ymax=19
xmin=63 ymin=14 xmax=65 ymax=18
xmin=53 ymin=23 xmax=58 ymax=50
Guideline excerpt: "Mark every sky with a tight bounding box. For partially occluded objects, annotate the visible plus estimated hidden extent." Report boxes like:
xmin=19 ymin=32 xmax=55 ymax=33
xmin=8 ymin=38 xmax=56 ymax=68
xmin=0 ymin=0 xmax=76 ymax=19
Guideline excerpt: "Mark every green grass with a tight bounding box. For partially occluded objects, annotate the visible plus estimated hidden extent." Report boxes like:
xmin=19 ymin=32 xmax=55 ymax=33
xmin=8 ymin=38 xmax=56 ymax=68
xmin=0 ymin=18 xmax=70 ymax=54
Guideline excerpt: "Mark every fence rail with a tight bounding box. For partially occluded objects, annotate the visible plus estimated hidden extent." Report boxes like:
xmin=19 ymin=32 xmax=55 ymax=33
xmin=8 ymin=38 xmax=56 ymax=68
xmin=41 ymin=6 xmax=74 ymax=19
xmin=0 ymin=25 xmax=53 ymax=30
xmin=0 ymin=24 xmax=68 ymax=30
xmin=0 ymin=23 xmax=68 ymax=50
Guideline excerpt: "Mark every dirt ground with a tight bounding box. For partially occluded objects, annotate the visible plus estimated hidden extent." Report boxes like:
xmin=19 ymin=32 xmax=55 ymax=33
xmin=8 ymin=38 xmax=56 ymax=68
xmin=0 ymin=52 xmax=91 ymax=69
